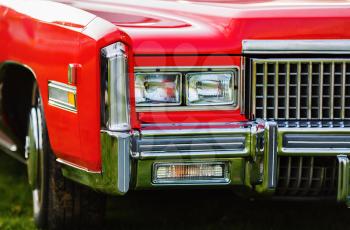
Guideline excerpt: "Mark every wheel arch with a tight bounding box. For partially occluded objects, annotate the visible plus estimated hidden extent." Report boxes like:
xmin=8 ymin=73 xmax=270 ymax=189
xmin=0 ymin=61 xmax=37 ymax=155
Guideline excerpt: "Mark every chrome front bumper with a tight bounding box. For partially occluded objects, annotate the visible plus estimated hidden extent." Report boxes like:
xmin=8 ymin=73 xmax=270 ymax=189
xmin=61 ymin=121 xmax=350 ymax=206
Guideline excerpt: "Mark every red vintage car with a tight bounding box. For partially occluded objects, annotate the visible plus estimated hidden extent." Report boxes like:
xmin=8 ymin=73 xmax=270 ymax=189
xmin=1 ymin=0 xmax=350 ymax=229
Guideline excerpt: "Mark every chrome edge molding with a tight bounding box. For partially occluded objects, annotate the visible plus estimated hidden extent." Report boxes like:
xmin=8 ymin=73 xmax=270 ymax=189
xmin=48 ymin=81 xmax=77 ymax=113
xmin=240 ymin=57 xmax=246 ymax=115
xmin=243 ymin=40 xmax=350 ymax=54
xmin=135 ymin=66 xmax=240 ymax=112
xmin=101 ymin=42 xmax=130 ymax=131
xmin=57 ymin=158 xmax=101 ymax=174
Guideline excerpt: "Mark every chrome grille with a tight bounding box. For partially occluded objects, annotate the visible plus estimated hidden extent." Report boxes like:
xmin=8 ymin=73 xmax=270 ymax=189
xmin=252 ymin=59 xmax=350 ymax=120
xmin=276 ymin=157 xmax=338 ymax=197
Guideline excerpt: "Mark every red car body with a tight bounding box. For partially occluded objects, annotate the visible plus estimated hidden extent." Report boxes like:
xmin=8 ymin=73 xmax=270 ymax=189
xmin=1 ymin=2 xmax=350 ymax=226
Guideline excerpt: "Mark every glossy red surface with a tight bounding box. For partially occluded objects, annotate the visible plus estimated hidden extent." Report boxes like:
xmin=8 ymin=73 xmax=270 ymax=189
xmin=0 ymin=1 xmax=133 ymax=171
xmin=64 ymin=0 xmax=350 ymax=55
xmin=2 ymin=0 xmax=350 ymax=171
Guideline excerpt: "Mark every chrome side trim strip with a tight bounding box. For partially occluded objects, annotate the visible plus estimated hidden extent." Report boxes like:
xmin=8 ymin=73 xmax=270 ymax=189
xmin=57 ymin=158 xmax=101 ymax=174
xmin=243 ymin=40 xmax=350 ymax=54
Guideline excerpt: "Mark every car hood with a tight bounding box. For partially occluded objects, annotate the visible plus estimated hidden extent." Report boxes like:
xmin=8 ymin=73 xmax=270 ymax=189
xmin=63 ymin=0 xmax=350 ymax=55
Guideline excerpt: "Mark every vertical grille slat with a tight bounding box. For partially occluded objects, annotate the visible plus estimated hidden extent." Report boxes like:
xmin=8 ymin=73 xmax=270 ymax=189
xmin=307 ymin=62 xmax=312 ymax=119
xmin=285 ymin=63 xmax=290 ymax=119
xmin=330 ymin=62 xmax=335 ymax=119
xmin=274 ymin=63 xmax=279 ymax=119
xmin=252 ymin=59 xmax=350 ymax=120
xmin=341 ymin=62 xmax=346 ymax=119
xmin=296 ymin=62 xmax=301 ymax=120
xmin=319 ymin=62 xmax=324 ymax=119
xmin=277 ymin=157 xmax=338 ymax=197
xmin=263 ymin=62 xmax=268 ymax=119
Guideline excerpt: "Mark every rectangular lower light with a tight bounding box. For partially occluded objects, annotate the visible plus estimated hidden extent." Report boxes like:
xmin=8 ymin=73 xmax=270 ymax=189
xmin=153 ymin=162 xmax=229 ymax=184
xmin=48 ymin=81 xmax=77 ymax=112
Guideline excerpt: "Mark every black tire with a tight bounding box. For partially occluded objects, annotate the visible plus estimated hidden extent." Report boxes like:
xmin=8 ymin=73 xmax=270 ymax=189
xmin=26 ymin=84 xmax=106 ymax=230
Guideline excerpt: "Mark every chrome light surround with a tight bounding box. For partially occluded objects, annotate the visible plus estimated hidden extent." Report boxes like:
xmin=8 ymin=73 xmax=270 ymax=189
xmin=135 ymin=66 xmax=239 ymax=112
xmin=152 ymin=161 xmax=230 ymax=185
xmin=101 ymin=42 xmax=130 ymax=131
xmin=135 ymin=72 xmax=182 ymax=106
xmin=48 ymin=81 xmax=77 ymax=112
xmin=185 ymin=71 xmax=235 ymax=106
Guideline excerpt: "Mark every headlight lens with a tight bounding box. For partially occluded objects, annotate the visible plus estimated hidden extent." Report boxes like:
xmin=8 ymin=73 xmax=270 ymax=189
xmin=186 ymin=72 xmax=234 ymax=105
xmin=135 ymin=73 xmax=181 ymax=106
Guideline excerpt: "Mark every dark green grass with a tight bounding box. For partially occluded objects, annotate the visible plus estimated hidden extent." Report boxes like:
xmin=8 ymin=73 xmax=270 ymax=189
xmin=0 ymin=154 xmax=35 ymax=230
xmin=1 ymin=152 xmax=350 ymax=230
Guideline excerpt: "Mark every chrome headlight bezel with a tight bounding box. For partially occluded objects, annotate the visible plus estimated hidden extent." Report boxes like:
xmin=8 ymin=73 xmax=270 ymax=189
xmin=135 ymin=72 xmax=182 ymax=107
xmin=185 ymin=71 xmax=235 ymax=106
xmin=135 ymin=66 xmax=239 ymax=112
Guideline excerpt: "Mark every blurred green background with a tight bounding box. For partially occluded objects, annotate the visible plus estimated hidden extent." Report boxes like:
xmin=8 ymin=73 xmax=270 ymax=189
xmin=1 ymin=152 xmax=350 ymax=230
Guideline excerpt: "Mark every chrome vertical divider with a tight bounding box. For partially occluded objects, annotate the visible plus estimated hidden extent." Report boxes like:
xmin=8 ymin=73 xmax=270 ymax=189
xmin=337 ymin=155 xmax=350 ymax=206
xmin=255 ymin=121 xmax=278 ymax=194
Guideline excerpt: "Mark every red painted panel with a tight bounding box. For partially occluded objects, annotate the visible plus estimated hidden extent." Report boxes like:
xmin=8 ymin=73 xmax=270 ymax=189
xmin=0 ymin=1 xmax=133 ymax=171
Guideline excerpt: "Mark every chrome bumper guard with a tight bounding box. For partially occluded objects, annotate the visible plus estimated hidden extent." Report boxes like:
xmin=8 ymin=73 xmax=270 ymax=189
xmin=337 ymin=155 xmax=350 ymax=206
xmin=133 ymin=121 xmax=350 ymax=203
xmin=61 ymin=121 xmax=350 ymax=204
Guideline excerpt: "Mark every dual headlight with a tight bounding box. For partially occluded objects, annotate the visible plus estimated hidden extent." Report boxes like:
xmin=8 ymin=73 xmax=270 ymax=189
xmin=135 ymin=70 xmax=237 ymax=107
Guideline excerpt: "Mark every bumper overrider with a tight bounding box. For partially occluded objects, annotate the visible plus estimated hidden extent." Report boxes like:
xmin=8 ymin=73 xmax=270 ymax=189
xmin=62 ymin=120 xmax=350 ymax=206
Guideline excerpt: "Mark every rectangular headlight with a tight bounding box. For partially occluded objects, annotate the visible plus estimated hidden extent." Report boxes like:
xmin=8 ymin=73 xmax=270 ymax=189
xmin=135 ymin=72 xmax=181 ymax=106
xmin=153 ymin=162 xmax=229 ymax=184
xmin=186 ymin=72 xmax=235 ymax=106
